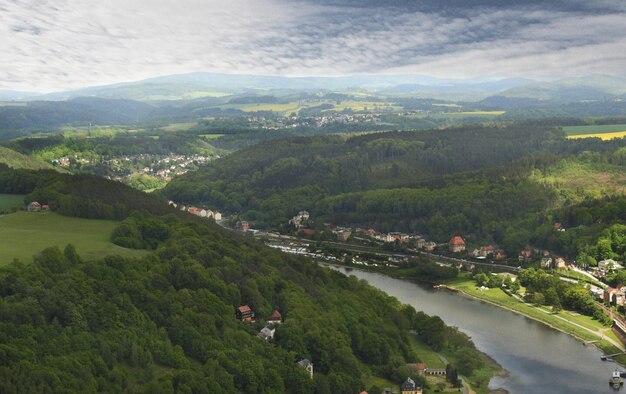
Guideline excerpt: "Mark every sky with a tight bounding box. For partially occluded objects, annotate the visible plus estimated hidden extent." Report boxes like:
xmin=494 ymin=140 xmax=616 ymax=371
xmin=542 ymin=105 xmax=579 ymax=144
xmin=1 ymin=0 xmax=626 ymax=92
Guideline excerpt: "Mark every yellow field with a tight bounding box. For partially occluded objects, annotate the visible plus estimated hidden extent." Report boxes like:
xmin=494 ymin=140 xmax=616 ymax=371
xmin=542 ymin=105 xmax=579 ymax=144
xmin=241 ymin=102 xmax=304 ymax=114
xmin=567 ymin=130 xmax=626 ymax=140
xmin=432 ymin=103 xmax=462 ymax=108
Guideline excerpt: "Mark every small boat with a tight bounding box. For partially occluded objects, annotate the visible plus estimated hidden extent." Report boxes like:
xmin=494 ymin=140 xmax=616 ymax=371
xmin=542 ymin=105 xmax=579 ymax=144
xmin=610 ymin=369 xmax=623 ymax=389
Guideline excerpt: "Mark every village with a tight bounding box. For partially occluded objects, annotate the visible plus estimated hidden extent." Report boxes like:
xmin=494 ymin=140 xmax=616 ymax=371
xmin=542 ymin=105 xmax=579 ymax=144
xmin=52 ymin=153 xmax=213 ymax=184
xmin=232 ymin=211 xmax=626 ymax=313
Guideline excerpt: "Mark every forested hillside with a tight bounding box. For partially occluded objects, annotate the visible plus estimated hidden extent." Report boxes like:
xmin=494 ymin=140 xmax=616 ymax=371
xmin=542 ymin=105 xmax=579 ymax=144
xmin=163 ymin=126 xmax=626 ymax=252
xmin=0 ymin=167 xmax=493 ymax=392
xmin=0 ymin=146 xmax=52 ymax=170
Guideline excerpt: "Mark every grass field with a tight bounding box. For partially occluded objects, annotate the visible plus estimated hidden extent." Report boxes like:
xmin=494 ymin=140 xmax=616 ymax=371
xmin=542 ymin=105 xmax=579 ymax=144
xmin=568 ymin=130 xmax=626 ymax=140
xmin=563 ymin=124 xmax=626 ymax=136
xmin=0 ymin=194 xmax=25 ymax=212
xmin=160 ymin=122 xmax=198 ymax=132
xmin=409 ymin=334 xmax=445 ymax=368
xmin=557 ymin=270 xmax=605 ymax=288
xmin=444 ymin=276 xmax=619 ymax=342
xmin=0 ymin=211 xmax=147 ymax=265
xmin=530 ymin=160 xmax=626 ymax=202
xmin=0 ymin=147 xmax=53 ymax=170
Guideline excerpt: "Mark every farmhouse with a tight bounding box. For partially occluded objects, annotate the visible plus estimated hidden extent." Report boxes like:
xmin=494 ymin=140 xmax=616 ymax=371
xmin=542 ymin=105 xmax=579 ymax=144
xmin=448 ymin=235 xmax=465 ymax=253
xmin=27 ymin=201 xmax=41 ymax=212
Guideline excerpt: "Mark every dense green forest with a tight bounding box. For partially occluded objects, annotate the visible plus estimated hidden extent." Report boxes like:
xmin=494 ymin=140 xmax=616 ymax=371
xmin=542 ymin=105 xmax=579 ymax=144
xmin=0 ymin=168 xmax=492 ymax=392
xmin=163 ymin=125 xmax=626 ymax=254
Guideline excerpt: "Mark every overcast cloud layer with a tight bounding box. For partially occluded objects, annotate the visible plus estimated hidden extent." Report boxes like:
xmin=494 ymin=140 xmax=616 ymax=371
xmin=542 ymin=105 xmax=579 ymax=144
xmin=1 ymin=0 xmax=626 ymax=92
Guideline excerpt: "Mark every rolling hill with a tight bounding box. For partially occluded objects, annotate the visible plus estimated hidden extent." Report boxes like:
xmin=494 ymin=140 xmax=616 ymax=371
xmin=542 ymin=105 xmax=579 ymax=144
xmin=0 ymin=146 xmax=52 ymax=170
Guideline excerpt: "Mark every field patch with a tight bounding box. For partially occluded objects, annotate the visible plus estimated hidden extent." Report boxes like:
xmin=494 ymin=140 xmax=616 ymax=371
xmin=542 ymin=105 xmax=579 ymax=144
xmin=567 ymin=130 xmax=626 ymax=140
xmin=563 ymin=124 xmax=626 ymax=136
xmin=530 ymin=160 xmax=626 ymax=202
xmin=0 ymin=211 xmax=147 ymax=265
xmin=0 ymin=194 xmax=25 ymax=212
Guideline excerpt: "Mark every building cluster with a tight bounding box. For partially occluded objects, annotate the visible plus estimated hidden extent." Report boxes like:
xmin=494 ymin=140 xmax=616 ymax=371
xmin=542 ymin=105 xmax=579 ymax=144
xmin=234 ymin=306 xmax=314 ymax=379
xmin=241 ymin=111 xmax=382 ymax=130
xmin=235 ymin=220 xmax=250 ymax=232
xmin=26 ymin=201 xmax=50 ymax=212
xmin=141 ymin=154 xmax=211 ymax=180
xmin=289 ymin=211 xmax=310 ymax=229
xmin=258 ymin=309 xmax=283 ymax=341
xmin=168 ymin=201 xmax=222 ymax=221
xmin=470 ymin=245 xmax=507 ymax=260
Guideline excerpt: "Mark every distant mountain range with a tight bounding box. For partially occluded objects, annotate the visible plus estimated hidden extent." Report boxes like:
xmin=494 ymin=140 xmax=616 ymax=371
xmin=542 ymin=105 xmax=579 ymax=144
xmin=2 ymin=73 xmax=626 ymax=103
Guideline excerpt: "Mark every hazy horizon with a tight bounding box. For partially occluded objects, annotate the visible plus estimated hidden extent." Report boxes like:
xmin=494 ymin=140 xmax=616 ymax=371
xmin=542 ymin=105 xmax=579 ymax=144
xmin=2 ymin=0 xmax=626 ymax=92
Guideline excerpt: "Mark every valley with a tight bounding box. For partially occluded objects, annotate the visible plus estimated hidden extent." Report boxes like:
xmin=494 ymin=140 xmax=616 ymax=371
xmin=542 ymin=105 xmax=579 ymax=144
xmin=2 ymin=70 xmax=626 ymax=394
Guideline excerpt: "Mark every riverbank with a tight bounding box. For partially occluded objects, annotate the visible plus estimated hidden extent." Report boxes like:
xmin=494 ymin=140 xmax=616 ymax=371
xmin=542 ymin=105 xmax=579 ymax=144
xmin=442 ymin=276 xmax=626 ymax=365
xmin=323 ymin=264 xmax=506 ymax=393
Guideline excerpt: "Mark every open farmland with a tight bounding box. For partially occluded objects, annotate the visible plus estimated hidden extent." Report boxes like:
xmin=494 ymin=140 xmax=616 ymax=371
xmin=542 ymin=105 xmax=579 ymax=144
xmin=563 ymin=123 xmax=626 ymax=138
xmin=0 ymin=194 xmax=25 ymax=212
xmin=567 ymin=130 xmax=626 ymax=140
xmin=0 ymin=211 xmax=147 ymax=265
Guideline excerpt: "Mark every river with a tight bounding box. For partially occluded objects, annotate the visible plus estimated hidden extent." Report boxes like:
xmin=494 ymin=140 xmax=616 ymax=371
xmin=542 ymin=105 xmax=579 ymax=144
xmin=326 ymin=265 xmax=621 ymax=394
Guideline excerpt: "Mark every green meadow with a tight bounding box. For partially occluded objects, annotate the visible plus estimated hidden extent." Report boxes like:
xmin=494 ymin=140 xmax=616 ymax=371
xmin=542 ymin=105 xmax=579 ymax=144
xmin=0 ymin=211 xmax=147 ymax=265
xmin=0 ymin=194 xmax=25 ymax=212
xmin=563 ymin=124 xmax=626 ymax=136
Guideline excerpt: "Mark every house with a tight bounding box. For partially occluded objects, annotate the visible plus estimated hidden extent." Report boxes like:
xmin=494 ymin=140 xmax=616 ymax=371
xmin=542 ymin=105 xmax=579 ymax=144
xmin=335 ymin=229 xmax=352 ymax=242
xmin=415 ymin=238 xmax=426 ymax=249
xmin=267 ymin=309 xmax=283 ymax=324
xmin=424 ymin=241 xmax=437 ymax=252
xmin=400 ymin=377 xmax=422 ymax=394
xmin=519 ymin=249 xmax=533 ymax=262
xmin=425 ymin=368 xmax=446 ymax=376
xmin=27 ymin=201 xmax=41 ymax=212
xmin=599 ymin=259 xmax=624 ymax=271
xmin=235 ymin=305 xmax=255 ymax=321
xmin=495 ymin=249 xmax=507 ymax=261
xmin=41 ymin=205 xmax=50 ymax=211
xmin=259 ymin=325 xmax=276 ymax=341
xmin=448 ymin=235 xmax=465 ymax=253
xmin=554 ymin=257 xmax=566 ymax=269
xmin=235 ymin=221 xmax=250 ymax=232
xmin=297 ymin=359 xmax=313 ymax=379
xmin=289 ymin=211 xmax=310 ymax=229
xmin=606 ymin=285 xmax=626 ymax=306
xmin=213 ymin=212 xmax=222 ymax=221
xmin=479 ymin=245 xmax=496 ymax=257
xmin=541 ymin=257 xmax=553 ymax=269
xmin=406 ymin=362 xmax=425 ymax=376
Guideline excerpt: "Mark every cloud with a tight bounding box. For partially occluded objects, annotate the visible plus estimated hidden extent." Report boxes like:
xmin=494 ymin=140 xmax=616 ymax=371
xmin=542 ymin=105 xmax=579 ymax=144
xmin=0 ymin=0 xmax=625 ymax=91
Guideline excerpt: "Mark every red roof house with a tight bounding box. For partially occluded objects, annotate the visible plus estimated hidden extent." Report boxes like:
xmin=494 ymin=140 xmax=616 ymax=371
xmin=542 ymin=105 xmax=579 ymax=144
xmin=449 ymin=235 xmax=466 ymax=253
xmin=236 ymin=305 xmax=255 ymax=321
xmin=268 ymin=309 xmax=283 ymax=324
xmin=27 ymin=201 xmax=41 ymax=212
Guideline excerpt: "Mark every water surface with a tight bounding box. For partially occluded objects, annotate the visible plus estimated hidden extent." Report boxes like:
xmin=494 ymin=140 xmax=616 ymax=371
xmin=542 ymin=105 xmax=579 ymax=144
xmin=328 ymin=266 xmax=620 ymax=394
